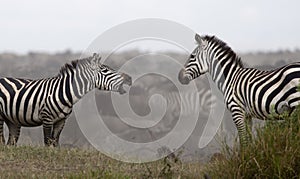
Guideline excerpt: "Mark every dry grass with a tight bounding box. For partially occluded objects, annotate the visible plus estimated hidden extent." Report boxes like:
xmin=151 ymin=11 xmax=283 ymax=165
xmin=0 ymin=145 xmax=205 ymax=178
xmin=3 ymin=108 xmax=300 ymax=178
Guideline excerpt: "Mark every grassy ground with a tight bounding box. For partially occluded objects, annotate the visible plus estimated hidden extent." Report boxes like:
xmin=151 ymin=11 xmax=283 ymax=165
xmin=0 ymin=145 xmax=204 ymax=178
xmin=2 ymin=109 xmax=300 ymax=178
xmin=204 ymin=107 xmax=300 ymax=178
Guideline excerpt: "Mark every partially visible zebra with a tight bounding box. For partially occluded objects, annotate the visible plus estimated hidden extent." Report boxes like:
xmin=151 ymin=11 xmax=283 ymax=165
xmin=164 ymin=89 xmax=217 ymax=118
xmin=178 ymin=34 xmax=300 ymax=146
xmin=0 ymin=53 xmax=132 ymax=146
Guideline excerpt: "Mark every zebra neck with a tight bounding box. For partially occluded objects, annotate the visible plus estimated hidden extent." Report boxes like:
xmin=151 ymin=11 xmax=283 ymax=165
xmin=209 ymin=56 xmax=242 ymax=94
xmin=69 ymin=66 xmax=96 ymax=104
xmin=204 ymin=36 xmax=244 ymax=95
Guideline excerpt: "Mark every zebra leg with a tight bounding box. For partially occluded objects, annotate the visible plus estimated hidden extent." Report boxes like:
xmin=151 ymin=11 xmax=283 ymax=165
xmin=245 ymin=114 xmax=253 ymax=142
xmin=0 ymin=120 xmax=4 ymax=144
xmin=51 ymin=119 xmax=66 ymax=147
xmin=6 ymin=121 xmax=21 ymax=145
xmin=43 ymin=120 xmax=54 ymax=146
xmin=232 ymin=113 xmax=251 ymax=147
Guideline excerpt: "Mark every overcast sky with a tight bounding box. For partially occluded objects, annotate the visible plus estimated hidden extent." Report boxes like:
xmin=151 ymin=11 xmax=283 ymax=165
xmin=1 ymin=0 xmax=300 ymax=54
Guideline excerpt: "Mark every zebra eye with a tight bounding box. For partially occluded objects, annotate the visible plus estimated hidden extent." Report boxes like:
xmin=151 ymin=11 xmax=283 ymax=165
xmin=102 ymin=68 xmax=108 ymax=73
xmin=190 ymin=54 xmax=196 ymax=58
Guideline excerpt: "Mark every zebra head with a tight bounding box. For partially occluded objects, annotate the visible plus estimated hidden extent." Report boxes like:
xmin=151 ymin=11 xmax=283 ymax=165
xmin=91 ymin=54 xmax=132 ymax=94
xmin=178 ymin=33 xmax=209 ymax=85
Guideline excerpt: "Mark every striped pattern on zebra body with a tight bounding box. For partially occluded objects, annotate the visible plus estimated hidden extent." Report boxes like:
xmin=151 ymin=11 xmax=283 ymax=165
xmin=164 ymin=89 xmax=217 ymax=117
xmin=0 ymin=53 xmax=132 ymax=146
xmin=178 ymin=34 xmax=300 ymax=146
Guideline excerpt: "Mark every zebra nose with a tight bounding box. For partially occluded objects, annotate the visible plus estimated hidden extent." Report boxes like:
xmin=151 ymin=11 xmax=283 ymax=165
xmin=122 ymin=73 xmax=132 ymax=86
xmin=178 ymin=69 xmax=190 ymax=85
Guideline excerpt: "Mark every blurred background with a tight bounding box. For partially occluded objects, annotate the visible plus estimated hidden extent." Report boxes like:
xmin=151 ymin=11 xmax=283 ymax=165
xmin=1 ymin=0 xmax=300 ymax=162
xmin=1 ymin=0 xmax=300 ymax=53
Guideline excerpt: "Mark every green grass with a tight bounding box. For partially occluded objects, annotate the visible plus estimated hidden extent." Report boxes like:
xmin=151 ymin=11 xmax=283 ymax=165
xmin=204 ymin=107 xmax=300 ymax=178
xmin=0 ymin=145 xmax=204 ymax=178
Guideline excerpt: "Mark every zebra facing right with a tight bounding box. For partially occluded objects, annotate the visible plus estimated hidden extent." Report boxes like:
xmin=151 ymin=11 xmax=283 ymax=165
xmin=178 ymin=34 xmax=300 ymax=146
xmin=0 ymin=53 xmax=132 ymax=146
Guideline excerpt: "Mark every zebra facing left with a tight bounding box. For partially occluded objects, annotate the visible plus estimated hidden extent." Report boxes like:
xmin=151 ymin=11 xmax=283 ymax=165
xmin=178 ymin=34 xmax=300 ymax=146
xmin=0 ymin=53 xmax=132 ymax=146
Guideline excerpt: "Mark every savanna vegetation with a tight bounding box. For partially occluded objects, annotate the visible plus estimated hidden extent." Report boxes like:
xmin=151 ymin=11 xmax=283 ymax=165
xmin=204 ymin=106 xmax=300 ymax=178
xmin=0 ymin=145 xmax=204 ymax=178
xmin=1 ymin=107 xmax=300 ymax=178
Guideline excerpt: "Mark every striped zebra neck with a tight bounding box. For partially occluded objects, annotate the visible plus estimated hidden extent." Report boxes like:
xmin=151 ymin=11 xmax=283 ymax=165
xmin=58 ymin=57 xmax=96 ymax=104
xmin=204 ymin=36 xmax=244 ymax=93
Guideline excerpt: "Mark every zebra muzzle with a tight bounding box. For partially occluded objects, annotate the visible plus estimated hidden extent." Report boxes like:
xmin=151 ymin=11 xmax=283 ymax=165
xmin=118 ymin=73 xmax=132 ymax=94
xmin=178 ymin=69 xmax=190 ymax=85
xmin=122 ymin=73 xmax=132 ymax=86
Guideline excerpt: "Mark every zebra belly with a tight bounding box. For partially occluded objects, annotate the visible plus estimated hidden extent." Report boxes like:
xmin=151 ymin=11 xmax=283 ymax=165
xmin=245 ymin=68 xmax=300 ymax=119
xmin=0 ymin=100 xmax=44 ymax=127
xmin=5 ymin=117 xmax=43 ymax=127
xmin=5 ymin=112 xmax=43 ymax=127
xmin=269 ymin=81 xmax=300 ymax=115
xmin=251 ymin=93 xmax=300 ymax=120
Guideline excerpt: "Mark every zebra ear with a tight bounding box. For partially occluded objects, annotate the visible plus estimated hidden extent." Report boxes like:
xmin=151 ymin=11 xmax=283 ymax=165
xmin=195 ymin=33 xmax=202 ymax=44
xmin=195 ymin=34 xmax=208 ymax=49
xmin=91 ymin=53 xmax=100 ymax=70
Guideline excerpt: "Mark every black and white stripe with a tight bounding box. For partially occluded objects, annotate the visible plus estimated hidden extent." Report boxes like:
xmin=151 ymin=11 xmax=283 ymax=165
xmin=0 ymin=53 xmax=131 ymax=146
xmin=164 ymin=89 xmax=217 ymax=117
xmin=178 ymin=34 xmax=300 ymax=146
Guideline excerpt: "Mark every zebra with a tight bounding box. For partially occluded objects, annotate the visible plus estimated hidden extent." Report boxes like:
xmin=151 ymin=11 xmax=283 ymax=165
xmin=164 ymin=89 xmax=217 ymax=118
xmin=0 ymin=53 xmax=132 ymax=146
xmin=178 ymin=34 xmax=300 ymax=146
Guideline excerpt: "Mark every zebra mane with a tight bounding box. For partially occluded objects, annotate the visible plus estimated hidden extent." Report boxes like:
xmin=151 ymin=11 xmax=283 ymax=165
xmin=203 ymin=35 xmax=244 ymax=68
xmin=59 ymin=61 xmax=77 ymax=74
xmin=58 ymin=56 xmax=91 ymax=76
